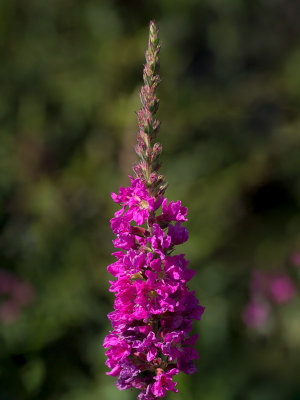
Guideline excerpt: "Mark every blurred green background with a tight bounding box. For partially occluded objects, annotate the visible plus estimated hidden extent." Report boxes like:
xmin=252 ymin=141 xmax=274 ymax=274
xmin=1 ymin=0 xmax=300 ymax=399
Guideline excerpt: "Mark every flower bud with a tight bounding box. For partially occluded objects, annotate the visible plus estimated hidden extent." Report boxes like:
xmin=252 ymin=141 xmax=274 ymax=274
xmin=139 ymin=130 xmax=150 ymax=147
xmin=149 ymin=172 xmax=158 ymax=184
xmin=153 ymin=119 xmax=160 ymax=131
xmin=153 ymin=142 xmax=162 ymax=156
xmin=135 ymin=144 xmax=144 ymax=158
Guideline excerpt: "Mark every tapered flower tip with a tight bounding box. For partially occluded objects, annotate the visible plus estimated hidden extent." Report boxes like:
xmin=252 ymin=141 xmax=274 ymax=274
xmin=149 ymin=20 xmax=159 ymax=45
xmin=149 ymin=20 xmax=158 ymax=31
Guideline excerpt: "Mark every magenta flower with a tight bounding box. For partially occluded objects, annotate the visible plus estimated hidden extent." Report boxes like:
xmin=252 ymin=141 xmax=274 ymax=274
xmin=152 ymin=368 xmax=179 ymax=397
xmin=242 ymin=300 xmax=270 ymax=329
xmin=269 ymin=274 xmax=297 ymax=304
xmin=168 ymin=222 xmax=189 ymax=245
xmin=243 ymin=268 xmax=297 ymax=330
xmin=103 ymin=21 xmax=204 ymax=399
xmin=161 ymin=199 xmax=188 ymax=222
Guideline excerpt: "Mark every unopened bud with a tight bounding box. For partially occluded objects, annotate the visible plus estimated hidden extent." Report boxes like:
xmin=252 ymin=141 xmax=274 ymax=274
xmin=153 ymin=142 xmax=162 ymax=155
xmin=149 ymin=172 xmax=158 ymax=184
xmin=140 ymin=130 xmax=150 ymax=147
xmin=153 ymin=119 xmax=160 ymax=131
xmin=145 ymin=148 xmax=152 ymax=160
xmin=140 ymin=161 xmax=148 ymax=174
xmin=149 ymin=98 xmax=159 ymax=114
xmin=149 ymin=21 xmax=159 ymax=47
xmin=149 ymin=20 xmax=157 ymax=36
xmin=138 ymin=110 xmax=146 ymax=129
xmin=135 ymin=144 xmax=144 ymax=158
xmin=151 ymin=75 xmax=160 ymax=89
xmin=133 ymin=164 xmax=144 ymax=179
xmin=156 ymin=175 xmax=165 ymax=184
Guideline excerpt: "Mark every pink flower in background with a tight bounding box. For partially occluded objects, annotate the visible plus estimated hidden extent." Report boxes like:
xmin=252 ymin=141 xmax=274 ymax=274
xmin=243 ymin=300 xmax=270 ymax=329
xmin=243 ymin=267 xmax=298 ymax=330
xmin=0 ymin=269 xmax=35 ymax=324
xmin=269 ymin=275 xmax=297 ymax=304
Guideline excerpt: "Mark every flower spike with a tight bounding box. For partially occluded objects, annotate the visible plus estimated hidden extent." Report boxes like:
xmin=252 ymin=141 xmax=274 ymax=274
xmin=104 ymin=21 xmax=205 ymax=400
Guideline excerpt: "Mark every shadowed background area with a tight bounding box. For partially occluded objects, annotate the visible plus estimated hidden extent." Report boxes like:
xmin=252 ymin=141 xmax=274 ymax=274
xmin=1 ymin=0 xmax=300 ymax=399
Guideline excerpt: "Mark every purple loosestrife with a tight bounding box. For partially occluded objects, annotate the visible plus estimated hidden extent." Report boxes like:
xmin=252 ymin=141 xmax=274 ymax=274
xmin=243 ymin=269 xmax=297 ymax=330
xmin=104 ymin=21 xmax=205 ymax=400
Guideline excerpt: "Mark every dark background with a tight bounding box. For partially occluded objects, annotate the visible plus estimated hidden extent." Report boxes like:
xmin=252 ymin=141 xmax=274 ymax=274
xmin=1 ymin=0 xmax=300 ymax=399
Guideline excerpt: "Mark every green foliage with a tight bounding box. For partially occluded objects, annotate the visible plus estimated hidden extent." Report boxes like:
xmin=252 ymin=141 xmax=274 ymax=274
xmin=1 ymin=1 xmax=300 ymax=399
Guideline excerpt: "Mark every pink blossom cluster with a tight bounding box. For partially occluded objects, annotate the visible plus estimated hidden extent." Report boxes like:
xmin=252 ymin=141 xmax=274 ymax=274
xmin=243 ymin=269 xmax=297 ymax=329
xmin=0 ymin=269 xmax=35 ymax=324
xmin=104 ymin=177 xmax=204 ymax=400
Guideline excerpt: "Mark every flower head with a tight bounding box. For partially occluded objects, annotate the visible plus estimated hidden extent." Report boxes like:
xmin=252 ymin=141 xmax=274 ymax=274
xmin=103 ymin=21 xmax=204 ymax=400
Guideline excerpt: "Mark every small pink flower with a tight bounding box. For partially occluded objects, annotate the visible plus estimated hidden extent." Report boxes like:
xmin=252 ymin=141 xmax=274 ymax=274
xmin=269 ymin=275 xmax=297 ymax=304
xmin=152 ymin=368 xmax=179 ymax=397
xmin=168 ymin=222 xmax=188 ymax=245
xmin=161 ymin=199 xmax=188 ymax=222
xmin=243 ymin=268 xmax=298 ymax=331
xmin=243 ymin=301 xmax=270 ymax=329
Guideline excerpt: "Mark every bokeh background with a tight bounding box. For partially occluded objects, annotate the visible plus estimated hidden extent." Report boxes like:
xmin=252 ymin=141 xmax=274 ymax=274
xmin=1 ymin=0 xmax=300 ymax=399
